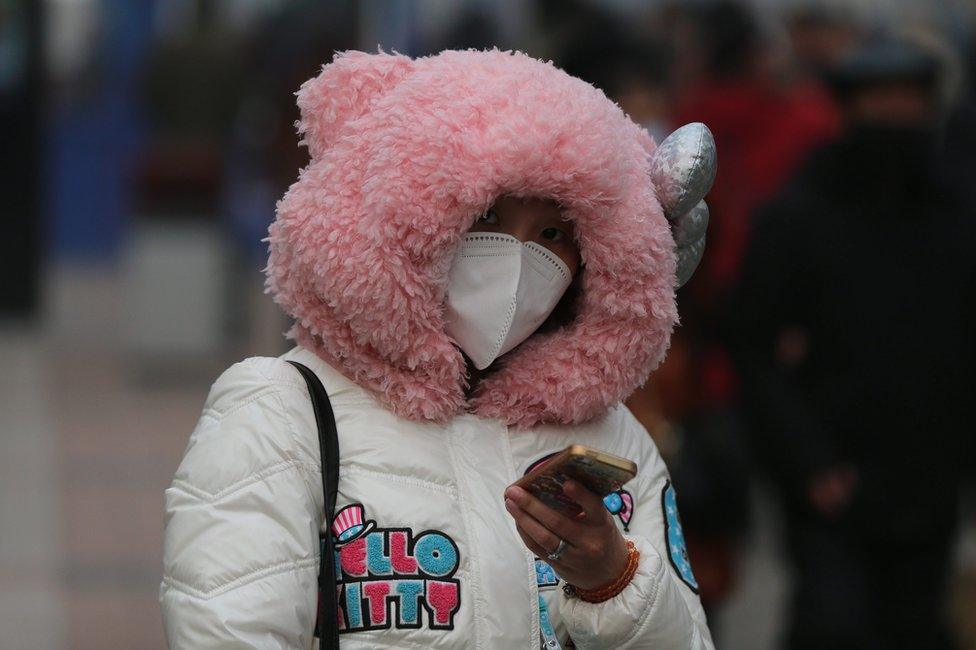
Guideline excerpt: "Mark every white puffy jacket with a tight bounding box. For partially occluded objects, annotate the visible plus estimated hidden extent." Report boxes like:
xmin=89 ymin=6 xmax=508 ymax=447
xmin=161 ymin=347 xmax=714 ymax=649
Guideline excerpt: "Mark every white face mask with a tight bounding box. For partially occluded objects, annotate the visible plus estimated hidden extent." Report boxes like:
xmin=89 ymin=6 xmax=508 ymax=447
xmin=444 ymin=233 xmax=573 ymax=370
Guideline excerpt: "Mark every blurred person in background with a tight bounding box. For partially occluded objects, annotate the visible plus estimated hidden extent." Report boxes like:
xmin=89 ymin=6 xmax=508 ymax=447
xmin=660 ymin=2 xmax=841 ymax=480
xmin=557 ymin=31 xmax=674 ymax=144
xmin=786 ymin=3 xmax=863 ymax=78
xmin=733 ymin=35 xmax=976 ymax=649
xmin=532 ymin=0 xmax=623 ymax=67
xmin=557 ymin=26 xmax=751 ymax=615
xmin=219 ymin=2 xmax=357 ymax=349
xmin=617 ymin=0 xmax=849 ymax=616
xmin=140 ymin=0 xmax=244 ymax=220
xmin=0 ymin=0 xmax=42 ymax=319
xmin=222 ymin=1 xmax=357 ymax=259
xmin=670 ymin=0 xmax=841 ymax=311
xmin=659 ymin=2 xmax=841 ymax=475
xmin=942 ymin=38 xmax=976 ymax=211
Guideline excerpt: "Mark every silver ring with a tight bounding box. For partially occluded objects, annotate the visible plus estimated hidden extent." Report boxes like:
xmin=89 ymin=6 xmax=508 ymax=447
xmin=546 ymin=538 xmax=567 ymax=561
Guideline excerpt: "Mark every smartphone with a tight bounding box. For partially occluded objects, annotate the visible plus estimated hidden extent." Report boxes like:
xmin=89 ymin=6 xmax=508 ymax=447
xmin=511 ymin=444 xmax=637 ymax=516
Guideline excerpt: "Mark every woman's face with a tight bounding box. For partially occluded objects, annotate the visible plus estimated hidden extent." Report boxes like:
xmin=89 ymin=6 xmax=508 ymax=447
xmin=468 ymin=196 xmax=581 ymax=276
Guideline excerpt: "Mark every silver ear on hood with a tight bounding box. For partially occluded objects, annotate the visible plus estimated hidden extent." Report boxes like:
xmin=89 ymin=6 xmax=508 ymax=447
xmin=649 ymin=122 xmax=717 ymax=287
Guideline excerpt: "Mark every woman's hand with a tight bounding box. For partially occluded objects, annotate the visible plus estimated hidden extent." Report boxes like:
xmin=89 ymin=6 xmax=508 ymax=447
xmin=504 ymin=480 xmax=630 ymax=591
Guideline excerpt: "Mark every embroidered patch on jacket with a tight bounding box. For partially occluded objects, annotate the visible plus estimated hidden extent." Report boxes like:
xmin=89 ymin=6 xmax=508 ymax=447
xmin=538 ymin=594 xmax=562 ymax=649
xmin=331 ymin=503 xmax=461 ymax=633
xmin=535 ymin=558 xmax=560 ymax=590
xmin=661 ymin=480 xmax=699 ymax=592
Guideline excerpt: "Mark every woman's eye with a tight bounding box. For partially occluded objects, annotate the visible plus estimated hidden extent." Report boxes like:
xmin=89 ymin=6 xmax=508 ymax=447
xmin=540 ymin=227 xmax=566 ymax=242
xmin=478 ymin=209 xmax=499 ymax=225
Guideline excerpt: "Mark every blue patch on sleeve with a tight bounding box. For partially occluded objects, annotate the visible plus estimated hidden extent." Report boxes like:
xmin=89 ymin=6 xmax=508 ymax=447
xmin=662 ymin=480 xmax=699 ymax=592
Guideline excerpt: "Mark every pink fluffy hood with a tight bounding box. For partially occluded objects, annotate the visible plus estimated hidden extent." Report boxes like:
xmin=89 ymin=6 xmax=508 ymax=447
xmin=266 ymin=49 xmax=680 ymax=428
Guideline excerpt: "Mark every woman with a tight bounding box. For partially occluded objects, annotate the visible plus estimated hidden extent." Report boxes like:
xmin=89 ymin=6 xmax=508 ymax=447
xmin=161 ymin=49 xmax=715 ymax=649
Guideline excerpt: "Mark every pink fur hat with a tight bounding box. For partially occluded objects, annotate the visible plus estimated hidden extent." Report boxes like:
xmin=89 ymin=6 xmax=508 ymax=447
xmin=266 ymin=49 xmax=685 ymax=428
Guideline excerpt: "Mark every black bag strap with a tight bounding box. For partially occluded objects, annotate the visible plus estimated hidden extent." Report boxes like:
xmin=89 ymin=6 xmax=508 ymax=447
xmin=287 ymin=360 xmax=340 ymax=650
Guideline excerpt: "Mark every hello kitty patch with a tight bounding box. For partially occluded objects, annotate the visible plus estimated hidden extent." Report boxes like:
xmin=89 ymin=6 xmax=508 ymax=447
xmin=330 ymin=503 xmax=462 ymax=632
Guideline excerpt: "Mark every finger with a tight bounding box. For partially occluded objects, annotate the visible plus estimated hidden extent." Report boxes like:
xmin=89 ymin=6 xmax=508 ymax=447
xmin=504 ymin=486 xmax=580 ymax=541
xmin=505 ymin=498 xmax=568 ymax=559
xmin=562 ymin=479 xmax=612 ymax=523
xmin=515 ymin=524 xmax=558 ymax=563
xmin=515 ymin=525 xmax=576 ymax=576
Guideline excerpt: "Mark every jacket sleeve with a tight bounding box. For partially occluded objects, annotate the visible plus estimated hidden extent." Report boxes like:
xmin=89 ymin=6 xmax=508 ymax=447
xmin=559 ymin=409 xmax=714 ymax=649
xmin=160 ymin=358 xmax=323 ymax=649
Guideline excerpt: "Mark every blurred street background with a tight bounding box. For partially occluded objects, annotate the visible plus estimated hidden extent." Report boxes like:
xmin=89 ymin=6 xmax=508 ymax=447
xmin=2 ymin=1 xmax=975 ymax=648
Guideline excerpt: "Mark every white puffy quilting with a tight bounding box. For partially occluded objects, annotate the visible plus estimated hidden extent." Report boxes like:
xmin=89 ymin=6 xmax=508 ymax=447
xmin=161 ymin=348 xmax=713 ymax=649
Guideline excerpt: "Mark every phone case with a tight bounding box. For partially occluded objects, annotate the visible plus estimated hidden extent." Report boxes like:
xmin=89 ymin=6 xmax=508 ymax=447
xmin=517 ymin=447 xmax=636 ymax=515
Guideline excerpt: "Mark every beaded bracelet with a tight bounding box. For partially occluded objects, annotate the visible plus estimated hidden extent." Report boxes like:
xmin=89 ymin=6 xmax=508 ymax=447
xmin=563 ymin=540 xmax=640 ymax=603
